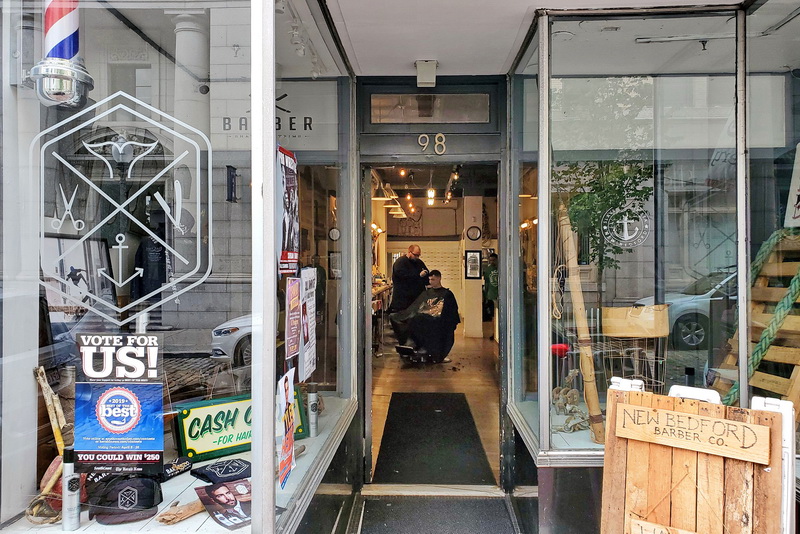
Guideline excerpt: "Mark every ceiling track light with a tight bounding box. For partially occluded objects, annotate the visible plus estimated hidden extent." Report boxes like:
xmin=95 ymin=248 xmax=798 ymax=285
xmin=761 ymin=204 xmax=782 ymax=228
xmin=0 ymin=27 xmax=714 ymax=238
xmin=371 ymin=176 xmax=391 ymax=201
xmin=275 ymin=0 xmax=286 ymax=14
xmin=634 ymin=33 xmax=732 ymax=44
xmin=384 ymin=183 xmax=398 ymax=199
xmin=310 ymin=54 xmax=321 ymax=79
xmin=290 ymin=25 xmax=303 ymax=45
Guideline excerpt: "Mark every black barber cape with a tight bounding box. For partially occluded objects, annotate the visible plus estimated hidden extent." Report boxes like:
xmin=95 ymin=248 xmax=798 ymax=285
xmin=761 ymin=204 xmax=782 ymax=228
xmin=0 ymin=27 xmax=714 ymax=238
xmin=390 ymin=286 xmax=460 ymax=360
xmin=389 ymin=255 xmax=429 ymax=312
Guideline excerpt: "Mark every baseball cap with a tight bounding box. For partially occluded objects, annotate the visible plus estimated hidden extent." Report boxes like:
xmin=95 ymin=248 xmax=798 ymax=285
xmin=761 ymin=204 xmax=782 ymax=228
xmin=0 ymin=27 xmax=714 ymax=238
xmin=86 ymin=474 xmax=163 ymax=525
xmin=190 ymin=458 xmax=251 ymax=484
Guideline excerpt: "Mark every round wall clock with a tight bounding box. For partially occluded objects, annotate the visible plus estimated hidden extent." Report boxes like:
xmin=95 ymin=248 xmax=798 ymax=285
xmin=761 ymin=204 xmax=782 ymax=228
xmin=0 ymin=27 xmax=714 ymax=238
xmin=328 ymin=227 xmax=341 ymax=241
xmin=466 ymin=225 xmax=482 ymax=241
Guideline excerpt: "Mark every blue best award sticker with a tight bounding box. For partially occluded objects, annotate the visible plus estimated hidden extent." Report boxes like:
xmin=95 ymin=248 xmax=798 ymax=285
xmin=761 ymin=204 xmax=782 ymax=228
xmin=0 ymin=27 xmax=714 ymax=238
xmin=96 ymin=387 xmax=141 ymax=434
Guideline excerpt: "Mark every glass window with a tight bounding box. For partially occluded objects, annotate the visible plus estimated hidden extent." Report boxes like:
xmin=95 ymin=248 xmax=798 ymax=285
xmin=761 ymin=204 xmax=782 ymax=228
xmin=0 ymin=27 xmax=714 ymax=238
xmin=0 ymin=0 xmax=353 ymax=530
xmin=746 ymin=0 xmax=800 ymax=465
xmin=547 ymin=13 xmax=737 ymax=450
xmin=3 ymin=2 xmax=261 ymax=531
xmin=512 ymin=29 xmax=541 ymax=446
xmin=370 ymin=94 xmax=491 ymax=123
xmin=274 ymin=15 xmax=355 ymax=529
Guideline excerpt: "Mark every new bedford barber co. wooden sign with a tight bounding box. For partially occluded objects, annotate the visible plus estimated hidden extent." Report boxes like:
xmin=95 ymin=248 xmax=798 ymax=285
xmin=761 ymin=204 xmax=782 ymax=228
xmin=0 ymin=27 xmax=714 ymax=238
xmin=615 ymin=403 xmax=771 ymax=465
xmin=601 ymin=390 xmax=784 ymax=534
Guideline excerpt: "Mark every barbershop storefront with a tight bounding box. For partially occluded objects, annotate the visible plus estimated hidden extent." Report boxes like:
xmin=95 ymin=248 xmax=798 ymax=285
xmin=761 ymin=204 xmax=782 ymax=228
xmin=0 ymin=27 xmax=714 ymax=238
xmin=0 ymin=0 xmax=799 ymax=532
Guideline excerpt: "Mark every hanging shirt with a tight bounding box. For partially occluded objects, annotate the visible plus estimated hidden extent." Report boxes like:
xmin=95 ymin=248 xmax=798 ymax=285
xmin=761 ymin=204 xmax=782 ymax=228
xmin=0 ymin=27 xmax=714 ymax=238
xmin=483 ymin=263 xmax=499 ymax=301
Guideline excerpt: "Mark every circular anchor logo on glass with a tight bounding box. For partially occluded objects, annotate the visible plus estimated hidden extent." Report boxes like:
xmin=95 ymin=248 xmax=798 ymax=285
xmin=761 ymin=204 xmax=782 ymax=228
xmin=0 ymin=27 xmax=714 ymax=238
xmin=96 ymin=387 xmax=142 ymax=434
xmin=601 ymin=203 xmax=651 ymax=248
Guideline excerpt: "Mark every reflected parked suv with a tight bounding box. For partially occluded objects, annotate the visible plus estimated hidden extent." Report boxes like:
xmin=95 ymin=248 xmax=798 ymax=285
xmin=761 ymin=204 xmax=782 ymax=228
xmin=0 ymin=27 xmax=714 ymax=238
xmin=635 ymin=271 xmax=737 ymax=350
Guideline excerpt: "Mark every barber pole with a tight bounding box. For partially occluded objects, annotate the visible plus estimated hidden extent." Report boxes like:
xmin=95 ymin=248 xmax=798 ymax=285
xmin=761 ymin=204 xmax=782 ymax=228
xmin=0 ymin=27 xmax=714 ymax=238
xmin=30 ymin=0 xmax=93 ymax=108
xmin=44 ymin=0 xmax=80 ymax=61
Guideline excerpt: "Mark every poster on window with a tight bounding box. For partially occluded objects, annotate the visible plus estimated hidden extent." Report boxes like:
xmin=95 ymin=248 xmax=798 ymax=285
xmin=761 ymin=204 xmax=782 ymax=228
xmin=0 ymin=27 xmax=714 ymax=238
xmin=299 ymin=268 xmax=317 ymax=381
xmin=73 ymin=334 xmax=164 ymax=474
xmin=285 ymin=277 xmax=302 ymax=360
xmin=278 ymin=146 xmax=299 ymax=274
xmin=195 ymin=479 xmax=252 ymax=531
xmin=784 ymin=143 xmax=800 ymax=227
xmin=277 ymin=369 xmax=296 ymax=489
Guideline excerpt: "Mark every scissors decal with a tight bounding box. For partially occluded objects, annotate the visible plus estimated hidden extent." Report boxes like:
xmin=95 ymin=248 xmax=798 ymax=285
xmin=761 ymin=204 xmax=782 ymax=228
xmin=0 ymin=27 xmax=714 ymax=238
xmin=52 ymin=184 xmax=85 ymax=231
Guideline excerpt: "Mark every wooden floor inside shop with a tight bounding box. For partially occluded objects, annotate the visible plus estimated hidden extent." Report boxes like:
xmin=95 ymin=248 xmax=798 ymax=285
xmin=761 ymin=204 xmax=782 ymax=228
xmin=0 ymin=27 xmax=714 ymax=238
xmin=370 ymin=321 xmax=501 ymax=484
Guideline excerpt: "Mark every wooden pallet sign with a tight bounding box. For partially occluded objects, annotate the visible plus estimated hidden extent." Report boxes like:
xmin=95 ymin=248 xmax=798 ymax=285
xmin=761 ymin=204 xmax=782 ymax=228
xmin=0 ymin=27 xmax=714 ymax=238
xmin=601 ymin=390 xmax=784 ymax=534
xmin=712 ymin=234 xmax=800 ymax=416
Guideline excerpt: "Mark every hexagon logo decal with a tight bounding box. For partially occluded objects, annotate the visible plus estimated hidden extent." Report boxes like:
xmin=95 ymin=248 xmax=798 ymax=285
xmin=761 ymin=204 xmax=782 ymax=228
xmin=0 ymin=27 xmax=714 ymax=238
xmin=32 ymin=92 xmax=213 ymax=326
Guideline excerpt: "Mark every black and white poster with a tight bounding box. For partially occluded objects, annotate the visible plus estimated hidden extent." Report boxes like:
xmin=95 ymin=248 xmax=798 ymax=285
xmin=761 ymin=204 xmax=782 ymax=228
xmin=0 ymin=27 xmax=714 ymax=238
xmin=278 ymin=146 xmax=299 ymax=274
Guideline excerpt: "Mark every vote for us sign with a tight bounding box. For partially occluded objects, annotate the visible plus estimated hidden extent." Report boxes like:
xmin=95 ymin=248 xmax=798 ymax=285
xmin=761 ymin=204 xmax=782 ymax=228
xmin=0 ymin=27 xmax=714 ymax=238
xmin=74 ymin=334 xmax=164 ymax=474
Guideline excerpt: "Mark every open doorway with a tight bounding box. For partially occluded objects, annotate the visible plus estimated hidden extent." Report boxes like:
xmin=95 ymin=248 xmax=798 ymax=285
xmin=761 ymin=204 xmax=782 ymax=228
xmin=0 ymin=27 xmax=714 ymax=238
xmin=367 ymin=163 xmax=501 ymax=486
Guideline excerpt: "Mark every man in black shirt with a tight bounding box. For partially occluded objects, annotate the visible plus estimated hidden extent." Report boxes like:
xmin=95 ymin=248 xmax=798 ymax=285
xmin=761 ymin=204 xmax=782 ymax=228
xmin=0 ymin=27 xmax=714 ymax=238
xmin=389 ymin=244 xmax=429 ymax=313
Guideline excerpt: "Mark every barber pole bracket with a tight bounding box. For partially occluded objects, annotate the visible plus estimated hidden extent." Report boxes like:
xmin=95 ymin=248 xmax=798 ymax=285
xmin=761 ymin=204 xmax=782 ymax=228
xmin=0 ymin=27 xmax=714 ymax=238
xmin=30 ymin=0 xmax=93 ymax=108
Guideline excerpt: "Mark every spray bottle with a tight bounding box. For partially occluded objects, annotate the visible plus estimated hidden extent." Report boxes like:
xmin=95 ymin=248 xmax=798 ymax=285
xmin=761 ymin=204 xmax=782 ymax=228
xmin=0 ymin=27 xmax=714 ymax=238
xmin=307 ymin=383 xmax=318 ymax=437
xmin=61 ymin=446 xmax=80 ymax=531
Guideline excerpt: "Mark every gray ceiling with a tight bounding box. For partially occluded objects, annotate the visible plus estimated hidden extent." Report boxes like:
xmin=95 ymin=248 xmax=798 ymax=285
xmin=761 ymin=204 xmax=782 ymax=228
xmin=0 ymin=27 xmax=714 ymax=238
xmin=91 ymin=0 xmax=800 ymax=82
xmin=318 ymin=0 xmax=800 ymax=77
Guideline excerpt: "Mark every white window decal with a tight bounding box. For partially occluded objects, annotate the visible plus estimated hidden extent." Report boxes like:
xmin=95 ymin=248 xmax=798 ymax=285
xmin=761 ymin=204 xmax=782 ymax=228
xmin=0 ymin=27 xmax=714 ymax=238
xmin=31 ymin=91 xmax=213 ymax=326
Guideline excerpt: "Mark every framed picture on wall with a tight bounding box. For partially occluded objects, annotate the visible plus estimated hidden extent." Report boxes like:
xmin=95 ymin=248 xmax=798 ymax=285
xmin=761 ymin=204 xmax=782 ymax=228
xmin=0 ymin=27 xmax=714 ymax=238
xmin=40 ymin=235 xmax=116 ymax=322
xmin=329 ymin=251 xmax=342 ymax=280
xmin=465 ymin=250 xmax=482 ymax=280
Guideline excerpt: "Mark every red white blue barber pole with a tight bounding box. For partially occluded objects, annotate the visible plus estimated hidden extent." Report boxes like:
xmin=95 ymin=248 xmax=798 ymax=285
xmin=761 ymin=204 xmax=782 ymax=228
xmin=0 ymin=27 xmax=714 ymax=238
xmin=30 ymin=0 xmax=93 ymax=108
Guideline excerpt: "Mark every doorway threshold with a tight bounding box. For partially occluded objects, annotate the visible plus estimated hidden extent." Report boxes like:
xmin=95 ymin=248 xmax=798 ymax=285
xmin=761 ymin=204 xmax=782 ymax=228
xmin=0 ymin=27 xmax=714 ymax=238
xmin=361 ymin=484 xmax=506 ymax=497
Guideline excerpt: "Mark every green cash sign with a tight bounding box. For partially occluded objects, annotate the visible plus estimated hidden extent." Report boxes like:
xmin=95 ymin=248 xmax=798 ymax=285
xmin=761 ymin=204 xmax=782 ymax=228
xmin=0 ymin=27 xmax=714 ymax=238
xmin=175 ymin=395 xmax=252 ymax=462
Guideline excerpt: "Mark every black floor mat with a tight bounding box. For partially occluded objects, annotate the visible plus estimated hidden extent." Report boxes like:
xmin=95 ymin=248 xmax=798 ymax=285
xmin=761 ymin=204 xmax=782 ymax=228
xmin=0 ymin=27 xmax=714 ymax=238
xmin=372 ymin=392 xmax=495 ymax=484
xmin=361 ymin=496 xmax=516 ymax=534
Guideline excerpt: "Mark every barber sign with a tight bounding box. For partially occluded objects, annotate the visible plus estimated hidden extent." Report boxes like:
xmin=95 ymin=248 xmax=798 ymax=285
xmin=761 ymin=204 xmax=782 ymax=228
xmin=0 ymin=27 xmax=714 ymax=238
xmin=74 ymin=334 xmax=164 ymax=474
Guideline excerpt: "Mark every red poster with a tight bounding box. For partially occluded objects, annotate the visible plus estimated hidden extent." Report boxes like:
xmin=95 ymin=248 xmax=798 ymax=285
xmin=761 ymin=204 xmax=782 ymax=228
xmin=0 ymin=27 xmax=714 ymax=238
xmin=277 ymin=369 xmax=295 ymax=489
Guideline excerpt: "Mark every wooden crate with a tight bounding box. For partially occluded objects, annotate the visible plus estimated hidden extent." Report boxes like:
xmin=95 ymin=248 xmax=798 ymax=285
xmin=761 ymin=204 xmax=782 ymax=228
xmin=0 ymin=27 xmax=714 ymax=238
xmin=601 ymin=390 xmax=783 ymax=534
xmin=712 ymin=236 xmax=800 ymax=411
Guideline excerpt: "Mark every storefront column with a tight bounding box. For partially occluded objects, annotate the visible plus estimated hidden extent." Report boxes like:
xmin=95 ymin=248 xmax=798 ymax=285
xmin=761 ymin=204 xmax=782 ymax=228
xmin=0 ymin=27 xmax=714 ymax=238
xmin=164 ymin=9 xmax=209 ymax=299
xmin=166 ymin=9 xmax=210 ymax=207
xmin=537 ymin=467 xmax=603 ymax=533
xmin=0 ymin=83 xmax=42 ymax=524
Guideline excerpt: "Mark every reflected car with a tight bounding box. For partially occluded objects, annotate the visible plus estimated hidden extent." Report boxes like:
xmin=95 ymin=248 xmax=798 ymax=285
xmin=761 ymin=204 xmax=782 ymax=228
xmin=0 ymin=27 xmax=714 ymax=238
xmin=211 ymin=315 xmax=252 ymax=366
xmin=635 ymin=271 xmax=737 ymax=350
